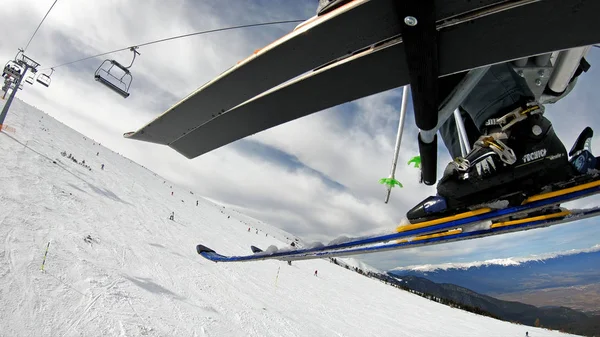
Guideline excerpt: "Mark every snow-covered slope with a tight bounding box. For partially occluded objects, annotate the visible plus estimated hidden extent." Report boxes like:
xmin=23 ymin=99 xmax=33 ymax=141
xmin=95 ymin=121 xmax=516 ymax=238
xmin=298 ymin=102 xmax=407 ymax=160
xmin=0 ymin=99 xmax=576 ymax=336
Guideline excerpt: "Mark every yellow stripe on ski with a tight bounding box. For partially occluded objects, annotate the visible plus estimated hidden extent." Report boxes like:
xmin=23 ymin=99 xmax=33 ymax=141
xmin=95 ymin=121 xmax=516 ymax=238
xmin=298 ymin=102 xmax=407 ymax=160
xmin=397 ymin=208 xmax=491 ymax=232
xmin=396 ymin=229 xmax=463 ymax=244
xmin=397 ymin=179 xmax=599 ymax=234
xmin=524 ymin=180 xmax=600 ymax=203
xmin=491 ymin=210 xmax=571 ymax=229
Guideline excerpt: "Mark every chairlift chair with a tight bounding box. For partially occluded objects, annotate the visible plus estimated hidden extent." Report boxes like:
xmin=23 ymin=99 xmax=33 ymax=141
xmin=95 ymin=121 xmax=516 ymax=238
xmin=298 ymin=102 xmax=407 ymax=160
xmin=94 ymin=47 xmax=140 ymax=98
xmin=5 ymin=77 xmax=22 ymax=91
xmin=36 ymin=68 xmax=54 ymax=87
xmin=25 ymin=75 xmax=35 ymax=85
xmin=3 ymin=61 xmax=23 ymax=80
xmin=2 ymin=78 xmax=10 ymax=92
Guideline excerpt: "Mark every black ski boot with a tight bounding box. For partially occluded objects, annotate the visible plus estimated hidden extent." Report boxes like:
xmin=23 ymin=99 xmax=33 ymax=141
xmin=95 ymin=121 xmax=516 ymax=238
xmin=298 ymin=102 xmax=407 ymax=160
xmin=408 ymin=102 xmax=579 ymax=222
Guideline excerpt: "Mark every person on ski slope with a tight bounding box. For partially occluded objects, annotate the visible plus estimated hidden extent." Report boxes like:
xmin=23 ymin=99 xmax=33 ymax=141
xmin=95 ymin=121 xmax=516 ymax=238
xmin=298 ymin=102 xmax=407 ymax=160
xmin=407 ymin=61 xmax=589 ymax=220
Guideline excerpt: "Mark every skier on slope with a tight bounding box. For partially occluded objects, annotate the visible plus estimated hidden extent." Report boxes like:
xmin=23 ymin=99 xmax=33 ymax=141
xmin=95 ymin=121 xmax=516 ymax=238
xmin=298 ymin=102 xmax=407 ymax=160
xmin=406 ymin=61 xmax=591 ymax=220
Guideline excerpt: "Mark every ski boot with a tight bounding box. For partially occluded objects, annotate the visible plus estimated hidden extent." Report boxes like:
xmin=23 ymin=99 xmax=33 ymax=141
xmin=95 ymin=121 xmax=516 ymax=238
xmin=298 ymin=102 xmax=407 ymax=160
xmin=407 ymin=102 xmax=600 ymax=223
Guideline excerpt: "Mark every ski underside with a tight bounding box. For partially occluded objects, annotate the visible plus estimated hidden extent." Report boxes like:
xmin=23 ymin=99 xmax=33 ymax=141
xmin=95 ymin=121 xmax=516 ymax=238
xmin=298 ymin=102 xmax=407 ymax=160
xmin=124 ymin=0 xmax=507 ymax=145
xmin=125 ymin=0 xmax=600 ymax=159
xmin=197 ymin=176 xmax=600 ymax=262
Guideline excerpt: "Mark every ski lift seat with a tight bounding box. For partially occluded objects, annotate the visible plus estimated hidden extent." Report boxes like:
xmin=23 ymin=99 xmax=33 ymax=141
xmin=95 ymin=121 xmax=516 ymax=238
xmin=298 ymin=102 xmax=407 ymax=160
xmin=94 ymin=74 xmax=130 ymax=98
xmin=94 ymin=47 xmax=139 ymax=98
xmin=3 ymin=61 xmax=23 ymax=80
xmin=36 ymin=74 xmax=51 ymax=87
xmin=94 ymin=59 xmax=132 ymax=98
xmin=36 ymin=68 xmax=54 ymax=88
xmin=25 ymin=76 xmax=34 ymax=85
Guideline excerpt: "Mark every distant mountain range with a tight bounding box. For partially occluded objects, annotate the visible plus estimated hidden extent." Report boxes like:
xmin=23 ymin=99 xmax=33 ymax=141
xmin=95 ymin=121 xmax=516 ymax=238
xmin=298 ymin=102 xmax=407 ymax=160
xmin=389 ymin=246 xmax=600 ymax=295
xmin=392 ymin=275 xmax=600 ymax=336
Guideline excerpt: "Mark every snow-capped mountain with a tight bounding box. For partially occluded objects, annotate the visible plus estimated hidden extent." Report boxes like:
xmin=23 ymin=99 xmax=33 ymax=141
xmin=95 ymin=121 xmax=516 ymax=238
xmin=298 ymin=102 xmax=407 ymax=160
xmin=390 ymin=246 xmax=600 ymax=294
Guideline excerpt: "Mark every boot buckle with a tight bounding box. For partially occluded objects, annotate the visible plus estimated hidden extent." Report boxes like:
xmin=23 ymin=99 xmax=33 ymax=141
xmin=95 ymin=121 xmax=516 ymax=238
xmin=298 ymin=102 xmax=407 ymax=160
xmin=453 ymin=157 xmax=471 ymax=172
xmin=481 ymin=138 xmax=517 ymax=165
xmin=454 ymin=137 xmax=516 ymax=173
xmin=485 ymin=103 xmax=544 ymax=131
xmin=452 ymin=137 xmax=516 ymax=172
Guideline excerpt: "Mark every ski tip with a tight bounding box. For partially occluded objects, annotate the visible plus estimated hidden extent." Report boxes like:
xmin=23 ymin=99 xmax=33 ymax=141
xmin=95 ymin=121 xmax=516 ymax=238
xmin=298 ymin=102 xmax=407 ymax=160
xmin=196 ymin=244 xmax=216 ymax=255
xmin=123 ymin=131 xmax=135 ymax=138
xmin=250 ymin=245 xmax=263 ymax=253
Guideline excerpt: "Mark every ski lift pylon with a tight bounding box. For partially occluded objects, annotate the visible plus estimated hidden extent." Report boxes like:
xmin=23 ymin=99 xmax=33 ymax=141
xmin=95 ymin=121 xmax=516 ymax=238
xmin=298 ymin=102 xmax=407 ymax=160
xmin=36 ymin=68 xmax=54 ymax=87
xmin=94 ymin=46 xmax=140 ymax=98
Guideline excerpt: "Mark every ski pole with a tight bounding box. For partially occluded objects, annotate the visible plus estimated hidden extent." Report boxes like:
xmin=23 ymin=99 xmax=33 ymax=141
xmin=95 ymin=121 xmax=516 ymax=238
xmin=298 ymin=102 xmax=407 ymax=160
xmin=40 ymin=241 xmax=50 ymax=271
xmin=453 ymin=108 xmax=471 ymax=157
xmin=384 ymin=85 xmax=409 ymax=203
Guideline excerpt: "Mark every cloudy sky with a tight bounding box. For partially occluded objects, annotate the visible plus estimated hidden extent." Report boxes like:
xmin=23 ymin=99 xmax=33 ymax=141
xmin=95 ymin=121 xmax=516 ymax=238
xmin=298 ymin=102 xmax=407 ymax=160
xmin=2 ymin=0 xmax=600 ymax=270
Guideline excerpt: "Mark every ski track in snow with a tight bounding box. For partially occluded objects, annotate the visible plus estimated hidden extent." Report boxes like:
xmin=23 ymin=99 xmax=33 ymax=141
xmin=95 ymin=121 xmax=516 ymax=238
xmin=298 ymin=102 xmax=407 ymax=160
xmin=0 ymin=98 xmax=579 ymax=336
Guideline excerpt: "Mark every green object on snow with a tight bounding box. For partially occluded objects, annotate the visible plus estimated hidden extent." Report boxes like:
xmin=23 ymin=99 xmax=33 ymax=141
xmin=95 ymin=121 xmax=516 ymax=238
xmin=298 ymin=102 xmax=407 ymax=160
xmin=379 ymin=177 xmax=403 ymax=188
xmin=408 ymin=156 xmax=421 ymax=168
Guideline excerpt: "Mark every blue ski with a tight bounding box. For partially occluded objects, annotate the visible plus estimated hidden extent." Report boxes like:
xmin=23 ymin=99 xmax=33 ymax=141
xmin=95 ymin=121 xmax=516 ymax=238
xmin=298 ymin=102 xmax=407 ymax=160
xmin=199 ymin=207 xmax=600 ymax=262
xmin=275 ymin=207 xmax=600 ymax=261
xmin=197 ymin=178 xmax=600 ymax=262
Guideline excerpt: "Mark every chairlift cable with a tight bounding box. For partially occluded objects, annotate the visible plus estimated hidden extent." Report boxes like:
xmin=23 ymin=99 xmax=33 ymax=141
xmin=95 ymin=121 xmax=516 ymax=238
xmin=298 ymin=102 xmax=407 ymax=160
xmin=46 ymin=19 xmax=305 ymax=70
xmin=24 ymin=0 xmax=59 ymax=52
